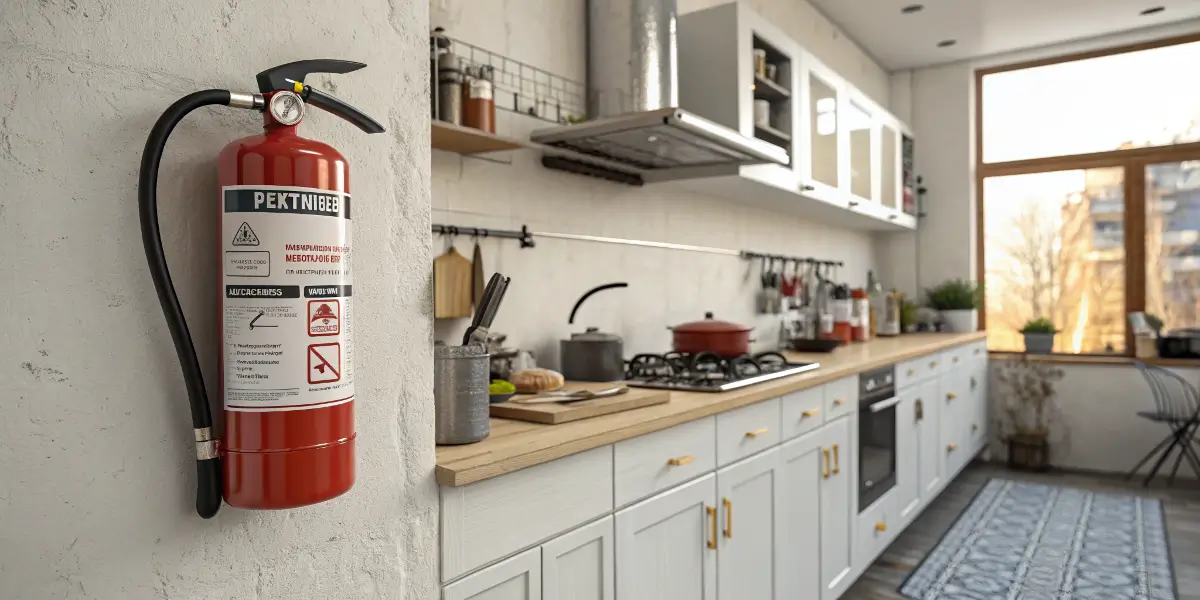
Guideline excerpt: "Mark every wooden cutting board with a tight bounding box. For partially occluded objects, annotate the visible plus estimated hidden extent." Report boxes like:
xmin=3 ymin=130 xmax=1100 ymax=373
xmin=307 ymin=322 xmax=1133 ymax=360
xmin=433 ymin=246 xmax=473 ymax=319
xmin=490 ymin=383 xmax=670 ymax=425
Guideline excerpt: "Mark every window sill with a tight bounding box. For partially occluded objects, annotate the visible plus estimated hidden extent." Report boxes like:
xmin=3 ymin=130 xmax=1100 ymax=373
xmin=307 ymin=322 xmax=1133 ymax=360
xmin=988 ymin=351 xmax=1200 ymax=368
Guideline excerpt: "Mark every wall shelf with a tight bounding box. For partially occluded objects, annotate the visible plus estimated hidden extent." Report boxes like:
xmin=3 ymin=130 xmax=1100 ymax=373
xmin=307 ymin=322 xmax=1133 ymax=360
xmin=754 ymin=123 xmax=792 ymax=147
xmin=431 ymin=121 xmax=523 ymax=155
xmin=753 ymin=74 xmax=790 ymax=102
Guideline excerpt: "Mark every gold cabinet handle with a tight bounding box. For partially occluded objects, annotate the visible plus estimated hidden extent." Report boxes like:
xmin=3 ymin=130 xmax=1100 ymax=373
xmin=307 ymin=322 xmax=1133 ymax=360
xmin=668 ymin=455 xmax=694 ymax=467
xmin=929 ymin=360 xmax=938 ymax=368
xmin=875 ymin=521 xmax=887 ymax=533
xmin=802 ymin=408 xmax=820 ymax=418
xmin=946 ymin=392 xmax=957 ymax=401
xmin=907 ymin=369 xmax=915 ymax=377
xmin=833 ymin=444 xmax=840 ymax=474
xmin=745 ymin=428 xmax=769 ymax=439
xmin=972 ymin=423 xmax=979 ymax=432
xmin=706 ymin=506 xmax=718 ymax=549
xmin=823 ymin=448 xmax=831 ymax=479
xmin=915 ymin=398 xmax=924 ymax=422
xmin=970 ymin=376 xmax=977 ymax=390
xmin=723 ymin=498 xmax=733 ymax=538
xmin=947 ymin=443 xmax=958 ymax=452
xmin=833 ymin=398 xmax=844 ymax=406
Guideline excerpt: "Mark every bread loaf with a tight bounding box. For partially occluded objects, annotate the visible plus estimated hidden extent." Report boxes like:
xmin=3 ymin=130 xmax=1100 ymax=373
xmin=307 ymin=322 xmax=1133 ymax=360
xmin=511 ymin=368 xmax=565 ymax=393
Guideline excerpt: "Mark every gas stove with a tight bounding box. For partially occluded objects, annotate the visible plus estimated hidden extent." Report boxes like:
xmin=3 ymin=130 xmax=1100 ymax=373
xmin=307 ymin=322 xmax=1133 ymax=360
xmin=624 ymin=351 xmax=820 ymax=392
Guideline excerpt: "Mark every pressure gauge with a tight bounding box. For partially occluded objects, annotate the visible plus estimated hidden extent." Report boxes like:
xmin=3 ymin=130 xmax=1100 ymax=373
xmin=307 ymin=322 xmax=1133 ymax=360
xmin=269 ymin=91 xmax=305 ymax=126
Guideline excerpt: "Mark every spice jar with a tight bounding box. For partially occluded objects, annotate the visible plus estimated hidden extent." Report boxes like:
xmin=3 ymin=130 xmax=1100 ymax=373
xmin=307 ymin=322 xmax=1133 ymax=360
xmin=463 ymin=65 xmax=496 ymax=133
xmin=851 ymin=288 xmax=870 ymax=342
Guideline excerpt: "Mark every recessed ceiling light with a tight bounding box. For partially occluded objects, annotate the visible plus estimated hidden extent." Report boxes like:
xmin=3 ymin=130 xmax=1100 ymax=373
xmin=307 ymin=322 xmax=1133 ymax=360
xmin=1140 ymin=6 xmax=1165 ymax=15
xmin=901 ymin=4 xmax=924 ymax=14
xmin=937 ymin=39 xmax=957 ymax=48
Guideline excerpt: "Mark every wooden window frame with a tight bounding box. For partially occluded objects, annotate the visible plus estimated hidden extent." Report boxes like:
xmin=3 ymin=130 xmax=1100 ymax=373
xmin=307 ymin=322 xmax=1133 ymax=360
xmin=974 ymin=32 xmax=1200 ymax=357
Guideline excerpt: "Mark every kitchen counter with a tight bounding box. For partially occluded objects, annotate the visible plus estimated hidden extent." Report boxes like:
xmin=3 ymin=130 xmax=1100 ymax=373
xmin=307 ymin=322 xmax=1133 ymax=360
xmin=435 ymin=331 xmax=987 ymax=486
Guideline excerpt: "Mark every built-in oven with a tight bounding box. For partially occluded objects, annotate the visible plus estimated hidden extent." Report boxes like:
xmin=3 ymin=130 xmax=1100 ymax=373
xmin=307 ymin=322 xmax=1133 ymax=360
xmin=858 ymin=365 xmax=898 ymax=512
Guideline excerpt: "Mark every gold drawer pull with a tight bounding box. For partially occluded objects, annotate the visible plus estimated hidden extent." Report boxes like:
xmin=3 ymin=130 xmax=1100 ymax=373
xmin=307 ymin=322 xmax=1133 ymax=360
xmin=946 ymin=393 xmax=957 ymax=401
xmin=802 ymin=408 xmax=821 ymax=418
xmin=668 ymin=455 xmax=694 ymax=467
xmin=875 ymin=521 xmax=887 ymax=533
xmin=723 ymin=497 xmax=733 ymax=538
xmin=823 ymin=448 xmax=831 ymax=478
xmin=833 ymin=398 xmax=844 ymax=406
xmin=972 ymin=423 xmax=979 ymax=432
xmin=947 ymin=443 xmax=958 ymax=452
xmin=707 ymin=506 xmax=718 ymax=549
xmin=745 ymin=428 xmax=769 ymax=439
xmin=930 ymin=360 xmax=938 ymax=368
xmin=833 ymin=444 xmax=840 ymax=474
xmin=907 ymin=369 xmax=915 ymax=377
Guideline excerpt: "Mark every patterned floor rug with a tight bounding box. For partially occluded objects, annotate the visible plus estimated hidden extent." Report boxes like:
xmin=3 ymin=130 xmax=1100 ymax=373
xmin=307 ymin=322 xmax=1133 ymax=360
xmin=899 ymin=478 xmax=1176 ymax=600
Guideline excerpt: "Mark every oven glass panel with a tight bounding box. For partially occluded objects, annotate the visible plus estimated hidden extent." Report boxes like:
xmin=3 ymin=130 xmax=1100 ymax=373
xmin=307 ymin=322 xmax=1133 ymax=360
xmin=859 ymin=398 xmax=897 ymax=511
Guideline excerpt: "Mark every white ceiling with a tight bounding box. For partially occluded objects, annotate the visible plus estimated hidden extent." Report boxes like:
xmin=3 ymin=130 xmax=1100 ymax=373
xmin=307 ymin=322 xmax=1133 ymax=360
xmin=807 ymin=0 xmax=1200 ymax=70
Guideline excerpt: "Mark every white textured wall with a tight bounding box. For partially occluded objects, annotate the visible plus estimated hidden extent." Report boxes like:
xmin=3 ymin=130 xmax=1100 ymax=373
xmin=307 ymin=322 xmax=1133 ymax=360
xmin=430 ymin=0 xmax=881 ymax=362
xmin=1 ymin=2 xmax=437 ymax=599
xmin=988 ymin=363 xmax=1199 ymax=479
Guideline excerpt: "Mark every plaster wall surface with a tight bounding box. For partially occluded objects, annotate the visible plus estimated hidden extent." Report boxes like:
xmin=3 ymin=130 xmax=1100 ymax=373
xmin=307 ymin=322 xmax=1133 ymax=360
xmin=0 ymin=1 xmax=436 ymax=598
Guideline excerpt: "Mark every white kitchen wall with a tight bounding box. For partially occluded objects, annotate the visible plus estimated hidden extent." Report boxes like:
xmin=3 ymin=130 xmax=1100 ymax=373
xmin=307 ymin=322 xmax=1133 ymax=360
xmin=430 ymin=0 xmax=889 ymax=365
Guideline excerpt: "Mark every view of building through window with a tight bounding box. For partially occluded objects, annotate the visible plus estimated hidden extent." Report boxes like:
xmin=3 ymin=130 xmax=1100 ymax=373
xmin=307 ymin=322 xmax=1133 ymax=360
xmin=980 ymin=37 xmax=1200 ymax=355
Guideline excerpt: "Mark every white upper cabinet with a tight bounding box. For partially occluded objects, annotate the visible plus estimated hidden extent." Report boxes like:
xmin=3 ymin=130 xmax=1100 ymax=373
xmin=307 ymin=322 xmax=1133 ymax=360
xmin=676 ymin=2 xmax=914 ymax=231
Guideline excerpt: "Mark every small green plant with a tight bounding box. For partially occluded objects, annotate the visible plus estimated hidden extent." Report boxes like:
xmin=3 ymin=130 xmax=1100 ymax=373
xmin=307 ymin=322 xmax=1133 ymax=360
xmin=924 ymin=279 xmax=982 ymax=311
xmin=1020 ymin=317 xmax=1056 ymax=334
xmin=900 ymin=300 xmax=920 ymax=328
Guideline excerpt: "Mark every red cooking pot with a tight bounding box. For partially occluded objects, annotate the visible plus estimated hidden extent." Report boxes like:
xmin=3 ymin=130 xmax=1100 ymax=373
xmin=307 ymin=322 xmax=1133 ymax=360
xmin=669 ymin=312 xmax=754 ymax=357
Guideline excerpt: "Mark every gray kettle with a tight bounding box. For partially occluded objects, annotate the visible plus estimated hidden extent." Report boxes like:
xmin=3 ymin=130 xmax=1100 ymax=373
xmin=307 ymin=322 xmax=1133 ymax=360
xmin=559 ymin=283 xmax=627 ymax=382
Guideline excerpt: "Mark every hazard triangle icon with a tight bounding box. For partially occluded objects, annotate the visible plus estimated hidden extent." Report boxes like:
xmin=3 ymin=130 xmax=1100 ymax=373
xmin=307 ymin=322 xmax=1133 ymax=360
xmin=232 ymin=222 xmax=260 ymax=246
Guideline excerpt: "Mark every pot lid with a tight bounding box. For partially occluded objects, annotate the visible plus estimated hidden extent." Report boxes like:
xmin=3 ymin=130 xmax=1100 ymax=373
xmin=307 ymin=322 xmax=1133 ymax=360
xmin=672 ymin=312 xmax=752 ymax=333
xmin=569 ymin=326 xmax=622 ymax=342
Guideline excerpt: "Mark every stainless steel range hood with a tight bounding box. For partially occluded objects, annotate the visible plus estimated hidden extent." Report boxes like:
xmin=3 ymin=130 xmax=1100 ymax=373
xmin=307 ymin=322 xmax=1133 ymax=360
xmin=529 ymin=0 xmax=788 ymax=184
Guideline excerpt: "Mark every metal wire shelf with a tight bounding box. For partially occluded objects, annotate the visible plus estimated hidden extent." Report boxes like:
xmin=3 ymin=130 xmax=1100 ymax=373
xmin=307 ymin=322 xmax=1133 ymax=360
xmin=432 ymin=29 xmax=588 ymax=124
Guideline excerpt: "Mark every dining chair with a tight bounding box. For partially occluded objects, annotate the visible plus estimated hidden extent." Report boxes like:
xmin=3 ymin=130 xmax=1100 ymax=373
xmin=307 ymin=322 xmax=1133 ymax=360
xmin=1127 ymin=362 xmax=1200 ymax=486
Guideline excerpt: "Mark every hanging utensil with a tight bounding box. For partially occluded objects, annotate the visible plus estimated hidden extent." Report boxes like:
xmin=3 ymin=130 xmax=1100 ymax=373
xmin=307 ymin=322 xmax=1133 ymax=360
xmin=462 ymin=272 xmax=510 ymax=347
xmin=434 ymin=233 xmax=474 ymax=319
xmin=471 ymin=235 xmax=485 ymax=310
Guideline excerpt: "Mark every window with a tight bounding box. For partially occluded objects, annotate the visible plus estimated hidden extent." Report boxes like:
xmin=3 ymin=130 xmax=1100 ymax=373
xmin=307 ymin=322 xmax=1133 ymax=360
xmin=978 ymin=34 xmax=1200 ymax=356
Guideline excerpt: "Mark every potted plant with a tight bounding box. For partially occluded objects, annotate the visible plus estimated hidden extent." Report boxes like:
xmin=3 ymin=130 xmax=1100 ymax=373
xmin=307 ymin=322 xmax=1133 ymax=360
xmin=995 ymin=356 xmax=1065 ymax=472
xmin=1020 ymin=317 xmax=1056 ymax=354
xmin=900 ymin=300 xmax=920 ymax=333
xmin=925 ymin=279 xmax=982 ymax=333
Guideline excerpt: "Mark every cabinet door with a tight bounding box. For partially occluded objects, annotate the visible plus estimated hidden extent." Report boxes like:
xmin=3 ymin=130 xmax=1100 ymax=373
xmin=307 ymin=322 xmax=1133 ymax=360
xmin=843 ymin=90 xmax=878 ymax=204
xmin=916 ymin=379 xmax=943 ymax=499
xmin=615 ymin=474 xmax=717 ymax=600
xmin=895 ymin=387 xmax=920 ymax=523
xmin=779 ymin=431 xmax=824 ymax=600
xmin=717 ymin=448 xmax=782 ymax=600
xmin=820 ymin=416 xmax=855 ymax=600
xmin=940 ymin=370 xmax=969 ymax=478
xmin=444 ymin=547 xmax=541 ymax=600
xmin=880 ymin=119 xmax=900 ymax=211
xmin=967 ymin=358 xmax=989 ymax=454
xmin=543 ymin=517 xmax=614 ymax=600
xmin=798 ymin=54 xmax=843 ymax=199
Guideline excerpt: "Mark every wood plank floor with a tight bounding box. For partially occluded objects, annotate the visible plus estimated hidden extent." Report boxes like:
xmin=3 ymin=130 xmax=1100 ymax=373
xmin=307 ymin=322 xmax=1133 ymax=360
xmin=844 ymin=463 xmax=1200 ymax=600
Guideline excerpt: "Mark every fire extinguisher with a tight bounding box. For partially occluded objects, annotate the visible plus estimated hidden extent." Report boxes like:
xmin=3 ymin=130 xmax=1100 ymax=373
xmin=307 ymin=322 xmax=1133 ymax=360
xmin=138 ymin=60 xmax=384 ymax=518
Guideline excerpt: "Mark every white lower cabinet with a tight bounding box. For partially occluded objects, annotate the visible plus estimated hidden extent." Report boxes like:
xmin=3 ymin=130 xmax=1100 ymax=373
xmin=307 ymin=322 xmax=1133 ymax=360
xmin=819 ymin=416 xmax=856 ymax=600
xmin=615 ymin=473 xmax=718 ymax=600
xmin=717 ymin=448 xmax=782 ymax=600
xmin=940 ymin=368 xmax=969 ymax=478
xmin=779 ymin=430 xmax=824 ymax=600
xmin=895 ymin=386 xmax=921 ymax=524
xmin=542 ymin=517 xmax=614 ymax=600
xmin=444 ymin=547 xmax=542 ymax=600
xmin=917 ymin=379 xmax=944 ymax=499
xmin=967 ymin=358 xmax=989 ymax=454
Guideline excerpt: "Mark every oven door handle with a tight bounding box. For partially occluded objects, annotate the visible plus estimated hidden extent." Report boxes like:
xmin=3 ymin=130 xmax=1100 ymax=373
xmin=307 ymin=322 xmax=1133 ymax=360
xmin=867 ymin=396 xmax=901 ymax=413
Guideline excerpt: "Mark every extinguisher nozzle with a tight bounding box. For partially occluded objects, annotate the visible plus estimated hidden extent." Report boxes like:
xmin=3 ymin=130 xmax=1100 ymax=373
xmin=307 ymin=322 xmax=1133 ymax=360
xmin=195 ymin=458 xmax=222 ymax=519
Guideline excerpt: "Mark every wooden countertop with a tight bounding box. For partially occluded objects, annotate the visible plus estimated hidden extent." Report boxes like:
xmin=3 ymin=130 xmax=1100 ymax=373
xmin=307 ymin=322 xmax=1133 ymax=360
xmin=435 ymin=332 xmax=987 ymax=486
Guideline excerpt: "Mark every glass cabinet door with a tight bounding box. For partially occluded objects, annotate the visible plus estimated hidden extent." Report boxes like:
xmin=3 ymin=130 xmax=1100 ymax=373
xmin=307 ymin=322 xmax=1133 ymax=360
xmin=846 ymin=99 xmax=874 ymax=202
xmin=881 ymin=122 xmax=899 ymax=210
xmin=808 ymin=71 xmax=839 ymax=189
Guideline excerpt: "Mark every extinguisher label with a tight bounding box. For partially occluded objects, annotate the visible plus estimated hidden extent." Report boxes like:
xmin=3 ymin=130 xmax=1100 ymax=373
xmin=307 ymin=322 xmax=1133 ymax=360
xmin=222 ymin=185 xmax=354 ymax=412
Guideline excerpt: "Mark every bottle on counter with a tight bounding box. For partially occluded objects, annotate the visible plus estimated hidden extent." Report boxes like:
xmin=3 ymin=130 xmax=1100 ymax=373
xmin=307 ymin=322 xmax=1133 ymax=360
xmin=830 ymin=284 xmax=853 ymax=345
xmin=878 ymin=290 xmax=902 ymax=337
xmin=867 ymin=270 xmax=884 ymax=339
xmin=851 ymin=288 xmax=870 ymax=342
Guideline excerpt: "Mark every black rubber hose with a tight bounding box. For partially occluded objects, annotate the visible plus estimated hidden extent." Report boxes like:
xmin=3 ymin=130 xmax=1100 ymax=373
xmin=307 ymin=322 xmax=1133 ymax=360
xmin=138 ymin=89 xmax=231 ymax=519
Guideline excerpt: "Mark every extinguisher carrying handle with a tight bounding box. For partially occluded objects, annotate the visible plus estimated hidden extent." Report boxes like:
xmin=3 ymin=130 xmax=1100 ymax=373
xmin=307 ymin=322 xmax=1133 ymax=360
xmin=256 ymin=59 xmax=386 ymax=134
xmin=301 ymin=85 xmax=386 ymax=134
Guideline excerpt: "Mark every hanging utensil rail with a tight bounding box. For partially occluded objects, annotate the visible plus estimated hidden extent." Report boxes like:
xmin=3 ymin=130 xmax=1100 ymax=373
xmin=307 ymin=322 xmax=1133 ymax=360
xmin=432 ymin=223 xmax=843 ymax=266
